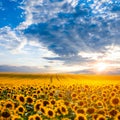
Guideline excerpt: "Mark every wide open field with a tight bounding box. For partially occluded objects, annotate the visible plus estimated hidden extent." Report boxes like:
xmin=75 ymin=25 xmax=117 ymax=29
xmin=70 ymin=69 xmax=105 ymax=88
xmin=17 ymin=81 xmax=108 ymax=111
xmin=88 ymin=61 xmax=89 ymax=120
xmin=0 ymin=73 xmax=120 ymax=120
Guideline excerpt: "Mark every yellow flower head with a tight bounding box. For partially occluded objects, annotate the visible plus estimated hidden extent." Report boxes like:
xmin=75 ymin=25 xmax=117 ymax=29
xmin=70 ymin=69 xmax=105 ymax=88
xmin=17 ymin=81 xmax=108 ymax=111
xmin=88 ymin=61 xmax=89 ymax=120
xmin=33 ymin=114 xmax=42 ymax=120
xmin=46 ymin=108 xmax=55 ymax=118
xmin=96 ymin=115 xmax=106 ymax=120
xmin=17 ymin=94 xmax=26 ymax=104
xmin=110 ymin=97 xmax=120 ymax=106
xmin=74 ymin=114 xmax=87 ymax=120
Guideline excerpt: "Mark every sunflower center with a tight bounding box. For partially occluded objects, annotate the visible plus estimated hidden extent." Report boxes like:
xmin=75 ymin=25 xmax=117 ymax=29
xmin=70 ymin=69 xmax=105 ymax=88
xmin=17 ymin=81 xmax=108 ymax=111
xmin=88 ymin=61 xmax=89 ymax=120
xmin=51 ymin=100 xmax=55 ymax=104
xmin=19 ymin=107 xmax=23 ymax=112
xmin=48 ymin=110 xmax=53 ymax=116
xmin=78 ymin=116 xmax=85 ymax=120
xmin=20 ymin=96 xmax=25 ymax=102
xmin=2 ymin=111 xmax=10 ymax=118
xmin=41 ymin=108 xmax=45 ymax=113
xmin=118 ymin=116 xmax=120 ymax=119
xmin=77 ymin=109 xmax=84 ymax=114
xmin=109 ymin=110 xmax=117 ymax=116
xmin=87 ymin=108 xmax=95 ymax=114
xmin=27 ymin=97 xmax=33 ymax=103
xmin=43 ymin=101 xmax=49 ymax=106
xmin=36 ymin=104 xmax=40 ymax=110
xmin=112 ymin=98 xmax=119 ymax=105
xmin=35 ymin=116 xmax=41 ymax=120
xmin=6 ymin=103 xmax=12 ymax=108
xmin=99 ymin=118 xmax=105 ymax=120
xmin=62 ymin=107 xmax=66 ymax=112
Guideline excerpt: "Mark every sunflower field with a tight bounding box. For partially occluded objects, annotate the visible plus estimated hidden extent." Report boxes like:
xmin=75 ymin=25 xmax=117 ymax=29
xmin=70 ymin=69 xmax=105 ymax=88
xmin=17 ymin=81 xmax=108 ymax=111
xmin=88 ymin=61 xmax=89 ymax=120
xmin=0 ymin=73 xmax=120 ymax=120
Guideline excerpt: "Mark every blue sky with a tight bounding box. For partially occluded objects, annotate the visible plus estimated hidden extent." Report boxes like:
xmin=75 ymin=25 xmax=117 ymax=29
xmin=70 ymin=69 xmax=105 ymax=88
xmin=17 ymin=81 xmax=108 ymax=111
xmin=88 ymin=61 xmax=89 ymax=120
xmin=0 ymin=0 xmax=120 ymax=74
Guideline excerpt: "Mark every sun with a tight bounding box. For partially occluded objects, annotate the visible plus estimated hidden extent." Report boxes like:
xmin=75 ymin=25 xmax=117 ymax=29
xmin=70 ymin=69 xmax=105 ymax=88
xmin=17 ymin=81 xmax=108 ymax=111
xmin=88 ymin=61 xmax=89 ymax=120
xmin=95 ymin=62 xmax=108 ymax=73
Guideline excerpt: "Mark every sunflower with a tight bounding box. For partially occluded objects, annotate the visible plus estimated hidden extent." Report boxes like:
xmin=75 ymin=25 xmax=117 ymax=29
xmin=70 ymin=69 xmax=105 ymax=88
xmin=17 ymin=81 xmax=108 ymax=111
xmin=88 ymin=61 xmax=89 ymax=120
xmin=73 ymin=105 xmax=79 ymax=112
xmin=26 ymin=96 xmax=34 ymax=104
xmin=42 ymin=100 xmax=49 ymax=107
xmin=17 ymin=94 xmax=25 ymax=104
xmin=16 ymin=105 xmax=25 ymax=115
xmin=74 ymin=114 xmax=87 ymax=120
xmin=34 ymin=102 xmax=41 ymax=112
xmin=64 ymin=101 xmax=70 ymax=107
xmin=1 ymin=109 xmax=11 ymax=119
xmin=96 ymin=101 xmax=104 ymax=108
xmin=32 ymin=94 xmax=38 ymax=99
xmin=13 ymin=95 xmax=17 ymax=100
xmin=110 ymin=92 xmax=116 ymax=97
xmin=96 ymin=115 xmax=106 ymax=120
xmin=7 ymin=93 xmax=11 ymax=98
xmin=115 ymin=113 xmax=120 ymax=120
xmin=55 ymin=107 xmax=61 ymax=116
xmin=5 ymin=101 xmax=14 ymax=110
xmin=11 ymin=115 xmax=21 ymax=120
xmin=71 ymin=92 xmax=77 ymax=98
xmin=0 ymin=100 xmax=5 ymax=106
xmin=58 ymin=93 xmax=63 ymax=98
xmin=40 ymin=106 xmax=46 ymax=115
xmin=91 ymin=95 xmax=98 ymax=101
xmin=56 ymin=99 xmax=64 ymax=106
xmin=59 ymin=105 xmax=68 ymax=115
xmin=46 ymin=108 xmax=55 ymax=118
xmin=36 ymin=99 xmax=42 ymax=104
xmin=109 ymin=109 xmax=118 ymax=117
xmin=77 ymin=100 xmax=84 ymax=107
xmin=49 ymin=92 xmax=54 ymax=97
xmin=50 ymin=99 xmax=56 ymax=106
xmin=28 ymin=115 xmax=34 ymax=120
xmin=97 ymin=109 xmax=106 ymax=115
xmin=75 ymin=108 xmax=86 ymax=114
xmin=86 ymin=107 xmax=95 ymax=115
xmin=92 ymin=114 xmax=98 ymax=120
xmin=110 ymin=97 xmax=120 ymax=106
xmin=33 ymin=114 xmax=42 ymax=120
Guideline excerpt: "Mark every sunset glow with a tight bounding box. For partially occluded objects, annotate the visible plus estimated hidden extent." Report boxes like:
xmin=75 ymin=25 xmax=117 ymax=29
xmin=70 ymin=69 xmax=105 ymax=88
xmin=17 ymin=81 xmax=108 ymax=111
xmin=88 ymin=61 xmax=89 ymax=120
xmin=95 ymin=62 xmax=108 ymax=73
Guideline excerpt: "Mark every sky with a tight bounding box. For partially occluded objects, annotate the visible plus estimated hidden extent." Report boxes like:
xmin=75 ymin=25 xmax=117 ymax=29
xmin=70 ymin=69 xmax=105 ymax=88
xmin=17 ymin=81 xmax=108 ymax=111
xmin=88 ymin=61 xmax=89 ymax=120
xmin=0 ymin=0 xmax=120 ymax=74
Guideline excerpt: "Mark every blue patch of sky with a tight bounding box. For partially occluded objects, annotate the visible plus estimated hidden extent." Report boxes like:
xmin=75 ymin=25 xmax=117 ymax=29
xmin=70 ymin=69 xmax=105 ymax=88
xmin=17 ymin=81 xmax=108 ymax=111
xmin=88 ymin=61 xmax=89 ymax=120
xmin=0 ymin=0 xmax=25 ymax=28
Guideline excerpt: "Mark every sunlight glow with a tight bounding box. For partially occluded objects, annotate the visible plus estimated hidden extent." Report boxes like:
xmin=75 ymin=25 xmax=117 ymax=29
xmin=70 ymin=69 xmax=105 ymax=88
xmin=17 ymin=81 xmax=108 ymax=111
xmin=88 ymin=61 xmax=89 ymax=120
xmin=95 ymin=62 xmax=108 ymax=73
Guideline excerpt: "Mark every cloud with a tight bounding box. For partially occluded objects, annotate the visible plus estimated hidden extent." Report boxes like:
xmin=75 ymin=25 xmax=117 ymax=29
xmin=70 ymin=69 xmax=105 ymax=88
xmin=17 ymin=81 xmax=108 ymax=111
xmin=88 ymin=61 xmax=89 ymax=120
xmin=1 ymin=0 xmax=120 ymax=57
xmin=44 ymin=55 xmax=92 ymax=65
xmin=22 ymin=0 xmax=120 ymax=58
xmin=18 ymin=0 xmax=78 ymax=28
xmin=1 ymin=62 xmax=119 ymax=74
xmin=0 ymin=26 xmax=27 ymax=54
xmin=0 ymin=65 xmax=47 ymax=72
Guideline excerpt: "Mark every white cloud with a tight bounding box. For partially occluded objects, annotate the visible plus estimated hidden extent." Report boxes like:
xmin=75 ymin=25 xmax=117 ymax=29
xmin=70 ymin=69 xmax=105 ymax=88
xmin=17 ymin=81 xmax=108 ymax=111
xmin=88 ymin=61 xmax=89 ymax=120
xmin=104 ymin=45 xmax=120 ymax=61
xmin=78 ymin=51 xmax=103 ymax=60
xmin=66 ymin=0 xmax=79 ymax=7
xmin=0 ymin=26 xmax=27 ymax=54
xmin=90 ymin=0 xmax=118 ymax=20
xmin=17 ymin=0 xmax=76 ymax=30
